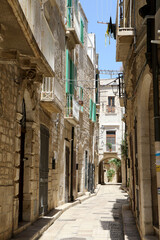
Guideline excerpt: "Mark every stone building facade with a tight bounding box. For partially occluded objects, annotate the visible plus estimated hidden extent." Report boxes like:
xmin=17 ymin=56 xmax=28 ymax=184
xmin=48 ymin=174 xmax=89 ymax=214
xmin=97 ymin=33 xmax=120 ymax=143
xmin=116 ymin=0 xmax=160 ymax=238
xmin=98 ymin=79 xmax=125 ymax=184
xmin=0 ymin=0 xmax=99 ymax=239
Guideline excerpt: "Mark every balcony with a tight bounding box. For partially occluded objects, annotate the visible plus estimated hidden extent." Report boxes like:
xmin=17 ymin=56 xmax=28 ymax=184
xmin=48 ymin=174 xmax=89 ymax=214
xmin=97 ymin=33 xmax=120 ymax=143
xmin=41 ymin=77 xmax=63 ymax=113
xmin=65 ymin=6 xmax=81 ymax=45
xmin=116 ymin=0 xmax=134 ymax=61
xmin=106 ymin=105 xmax=116 ymax=114
xmin=103 ymin=145 xmax=118 ymax=159
xmin=65 ymin=95 xmax=80 ymax=125
xmin=18 ymin=0 xmax=55 ymax=72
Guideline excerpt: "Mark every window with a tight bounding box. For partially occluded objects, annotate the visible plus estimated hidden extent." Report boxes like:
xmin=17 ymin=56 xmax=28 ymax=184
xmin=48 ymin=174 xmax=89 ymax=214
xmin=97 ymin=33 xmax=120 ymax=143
xmin=108 ymin=96 xmax=115 ymax=106
xmin=106 ymin=96 xmax=115 ymax=113
xmin=66 ymin=49 xmax=76 ymax=95
xmin=106 ymin=131 xmax=116 ymax=152
xmin=95 ymin=74 xmax=99 ymax=104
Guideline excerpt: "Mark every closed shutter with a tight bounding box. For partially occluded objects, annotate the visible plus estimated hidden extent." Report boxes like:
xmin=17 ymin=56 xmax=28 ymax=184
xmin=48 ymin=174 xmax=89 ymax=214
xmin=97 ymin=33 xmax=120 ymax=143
xmin=67 ymin=0 xmax=72 ymax=7
xmin=67 ymin=0 xmax=72 ymax=27
xmin=80 ymin=19 xmax=84 ymax=44
xmin=92 ymin=102 xmax=96 ymax=122
xmin=89 ymin=99 xmax=93 ymax=119
xmin=69 ymin=59 xmax=74 ymax=94
xmin=74 ymin=65 xmax=77 ymax=88
xmin=66 ymin=49 xmax=70 ymax=93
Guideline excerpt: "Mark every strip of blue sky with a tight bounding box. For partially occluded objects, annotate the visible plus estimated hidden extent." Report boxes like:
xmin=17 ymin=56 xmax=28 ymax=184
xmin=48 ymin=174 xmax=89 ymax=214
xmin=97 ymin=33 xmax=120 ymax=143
xmin=80 ymin=0 xmax=122 ymax=79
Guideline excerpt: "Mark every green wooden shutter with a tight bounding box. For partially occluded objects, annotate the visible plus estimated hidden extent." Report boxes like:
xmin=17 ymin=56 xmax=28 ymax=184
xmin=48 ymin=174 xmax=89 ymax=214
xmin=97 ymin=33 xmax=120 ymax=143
xmin=74 ymin=65 xmax=77 ymax=88
xmin=89 ymin=99 xmax=93 ymax=119
xmin=67 ymin=0 xmax=72 ymax=27
xmin=80 ymin=19 xmax=84 ymax=44
xmin=92 ymin=102 xmax=96 ymax=122
xmin=67 ymin=0 xmax=72 ymax=7
xmin=66 ymin=49 xmax=70 ymax=93
xmin=69 ymin=59 xmax=74 ymax=94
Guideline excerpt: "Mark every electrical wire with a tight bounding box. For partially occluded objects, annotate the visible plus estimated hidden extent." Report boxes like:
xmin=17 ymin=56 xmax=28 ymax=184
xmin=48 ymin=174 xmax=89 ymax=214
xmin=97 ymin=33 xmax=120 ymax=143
xmin=62 ymin=78 xmax=118 ymax=82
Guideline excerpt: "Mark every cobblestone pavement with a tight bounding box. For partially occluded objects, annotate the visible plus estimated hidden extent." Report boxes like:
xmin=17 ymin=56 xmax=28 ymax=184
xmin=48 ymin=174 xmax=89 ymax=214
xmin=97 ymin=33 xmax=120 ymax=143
xmin=39 ymin=185 xmax=128 ymax=240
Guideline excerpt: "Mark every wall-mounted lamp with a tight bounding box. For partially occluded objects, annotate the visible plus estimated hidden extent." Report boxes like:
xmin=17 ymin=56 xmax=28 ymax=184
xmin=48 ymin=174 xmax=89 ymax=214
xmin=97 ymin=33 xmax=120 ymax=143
xmin=111 ymin=81 xmax=119 ymax=96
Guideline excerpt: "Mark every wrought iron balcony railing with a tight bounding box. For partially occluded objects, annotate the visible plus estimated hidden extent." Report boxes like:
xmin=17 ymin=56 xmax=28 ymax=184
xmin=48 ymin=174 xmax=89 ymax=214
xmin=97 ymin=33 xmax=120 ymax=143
xmin=65 ymin=95 xmax=79 ymax=125
xmin=66 ymin=6 xmax=81 ymax=44
xmin=41 ymin=77 xmax=63 ymax=113
xmin=18 ymin=0 xmax=55 ymax=72
xmin=106 ymin=105 xmax=115 ymax=114
xmin=116 ymin=0 xmax=134 ymax=61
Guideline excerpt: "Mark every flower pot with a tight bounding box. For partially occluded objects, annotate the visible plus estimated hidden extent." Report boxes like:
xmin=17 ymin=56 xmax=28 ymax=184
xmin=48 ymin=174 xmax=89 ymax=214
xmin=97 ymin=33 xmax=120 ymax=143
xmin=78 ymin=100 xmax=83 ymax=106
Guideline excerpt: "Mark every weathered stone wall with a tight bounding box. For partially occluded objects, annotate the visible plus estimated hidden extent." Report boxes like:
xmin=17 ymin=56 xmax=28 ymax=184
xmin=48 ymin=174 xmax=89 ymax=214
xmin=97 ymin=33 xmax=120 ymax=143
xmin=0 ymin=64 xmax=19 ymax=239
xmin=0 ymin=1 xmax=99 ymax=239
xmin=121 ymin=0 xmax=160 ymax=237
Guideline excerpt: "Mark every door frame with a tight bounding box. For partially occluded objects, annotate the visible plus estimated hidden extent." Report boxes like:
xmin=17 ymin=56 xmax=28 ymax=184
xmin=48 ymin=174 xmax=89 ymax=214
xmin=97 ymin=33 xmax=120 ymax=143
xmin=39 ymin=124 xmax=49 ymax=215
xmin=65 ymin=140 xmax=71 ymax=202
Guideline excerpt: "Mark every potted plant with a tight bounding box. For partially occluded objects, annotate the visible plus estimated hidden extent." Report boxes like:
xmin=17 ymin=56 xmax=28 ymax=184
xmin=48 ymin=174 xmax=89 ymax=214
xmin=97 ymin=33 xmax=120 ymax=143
xmin=107 ymin=142 xmax=112 ymax=152
xmin=78 ymin=100 xmax=83 ymax=106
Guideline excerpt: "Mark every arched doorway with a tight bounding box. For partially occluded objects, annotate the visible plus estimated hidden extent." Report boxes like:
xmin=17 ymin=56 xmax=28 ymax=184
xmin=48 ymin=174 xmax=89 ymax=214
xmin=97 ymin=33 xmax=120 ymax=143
xmin=18 ymin=99 xmax=26 ymax=222
xmin=39 ymin=124 xmax=49 ymax=215
xmin=137 ymin=69 xmax=158 ymax=235
xmin=16 ymin=89 xmax=36 ymax=223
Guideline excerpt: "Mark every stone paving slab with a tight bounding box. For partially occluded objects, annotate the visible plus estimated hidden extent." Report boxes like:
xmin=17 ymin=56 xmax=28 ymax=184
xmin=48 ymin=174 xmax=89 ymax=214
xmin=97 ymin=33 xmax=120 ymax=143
xmin=39 ymin=185 xmax=127 ymax=240
xmin=11 ymin=186 xmax=100 ymax=240
xmin=122 ymin=204 xmax=141 ymax=240
xmin=11 ymin=185 xmax=144 ymax=240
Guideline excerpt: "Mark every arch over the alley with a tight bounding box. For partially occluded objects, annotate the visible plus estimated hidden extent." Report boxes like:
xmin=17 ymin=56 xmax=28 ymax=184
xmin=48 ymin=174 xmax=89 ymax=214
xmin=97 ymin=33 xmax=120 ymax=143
xmin=99 ymin=155 xmax=122 ymax=184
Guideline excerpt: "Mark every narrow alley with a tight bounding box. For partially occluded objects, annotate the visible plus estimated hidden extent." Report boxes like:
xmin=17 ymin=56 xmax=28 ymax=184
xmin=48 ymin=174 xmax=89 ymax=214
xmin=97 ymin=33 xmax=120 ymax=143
xmin=0 ymin=0 xmax=160 ymax=239
xmin=38 ymin=185 xmax=132 ymax=240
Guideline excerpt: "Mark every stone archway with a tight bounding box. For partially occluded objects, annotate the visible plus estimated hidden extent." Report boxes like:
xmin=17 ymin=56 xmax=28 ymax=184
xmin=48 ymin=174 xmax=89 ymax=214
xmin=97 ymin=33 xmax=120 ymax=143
xmin=14 ymin=88 xmax=37 ymax=228
xmin=99 ymin=155 xmax=122 ymax=184
xmin=137 ymin=68 xmax=155 ymax=236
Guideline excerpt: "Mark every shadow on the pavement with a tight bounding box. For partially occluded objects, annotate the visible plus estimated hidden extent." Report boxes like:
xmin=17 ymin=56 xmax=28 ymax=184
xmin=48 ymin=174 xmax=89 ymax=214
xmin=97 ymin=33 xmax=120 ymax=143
xmin=100 ymin=198 xmax=127 ymax=240
xmin=12 ymin=209 xmax=61 ymax=239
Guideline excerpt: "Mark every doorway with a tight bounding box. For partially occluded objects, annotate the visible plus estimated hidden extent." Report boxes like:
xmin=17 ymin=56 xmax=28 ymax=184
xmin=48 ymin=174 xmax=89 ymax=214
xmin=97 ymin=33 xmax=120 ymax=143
xmin=65 ymin=146 xmax=70 ymax=202
xmin=39 ymin=125 xmax=49 ymax=215
xmin=18 ymin=99 xmax=26 ymax=222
